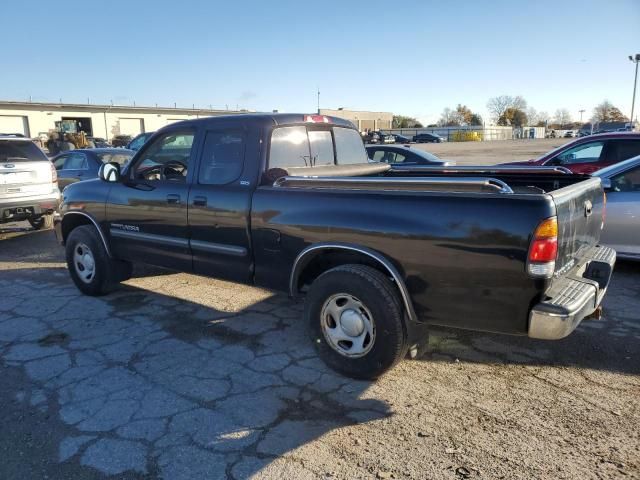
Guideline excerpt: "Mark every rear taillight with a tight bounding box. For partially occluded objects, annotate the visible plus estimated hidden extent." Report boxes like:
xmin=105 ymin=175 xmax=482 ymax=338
xmin=51 ymin=163 xmax=57 ymax=184
xmin=528 ymin=216 xmax=558 ymax=278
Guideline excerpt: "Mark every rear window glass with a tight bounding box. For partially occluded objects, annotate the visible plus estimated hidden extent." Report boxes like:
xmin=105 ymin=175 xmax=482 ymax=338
xmin=269 ymin=125 xmax=366 ymax=169
xmin=270 ymin=126 xmax=311 ymax=168
xmin=0 ymin=141 xmax=48 ymax=162
xmin=97 ymin=152 xmax=134 ymax=166
xmin=334 ymin=127 xmax=368 ymax=164
xmin=308 ymin=130 xmax=334 ymax=166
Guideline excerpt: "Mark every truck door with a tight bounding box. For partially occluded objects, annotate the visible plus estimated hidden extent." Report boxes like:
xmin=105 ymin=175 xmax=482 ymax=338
xmin=106 ymin=128 xmax=197 ymax=271
xmin=187 ymin=124 xmax=256 ymax=283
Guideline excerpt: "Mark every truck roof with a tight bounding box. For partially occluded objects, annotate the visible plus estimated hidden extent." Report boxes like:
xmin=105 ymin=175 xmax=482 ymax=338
xmin=160 ymin=113 xmax=356 ymax=130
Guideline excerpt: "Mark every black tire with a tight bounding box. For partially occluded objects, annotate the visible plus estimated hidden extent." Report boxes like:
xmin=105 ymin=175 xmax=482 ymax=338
xmin=65 ymin=225 xmax=132 ymax=296
xmin=305 ymin=264 xmax=408 ymax=379
xmin=28 ymin=214 xmax=53 ymax=230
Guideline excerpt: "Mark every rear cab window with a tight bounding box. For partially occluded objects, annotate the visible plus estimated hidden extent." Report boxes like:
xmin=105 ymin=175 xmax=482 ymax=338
xmin=268 ymin=125 xmax=367 ymax=169
xmin=0 ymin=140 xmax=48 ymax=162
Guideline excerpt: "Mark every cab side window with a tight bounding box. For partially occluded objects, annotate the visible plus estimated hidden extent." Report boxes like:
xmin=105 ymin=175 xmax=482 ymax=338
xmin=611 ymin=166 xmax=640 ymax=192
xmin=198 ymin=130 xmax=244 ymax=185
xmin=554 ymin=141 xmax=604 ymax=164
xmin=134 ymin=131 xmax=194 ymax=182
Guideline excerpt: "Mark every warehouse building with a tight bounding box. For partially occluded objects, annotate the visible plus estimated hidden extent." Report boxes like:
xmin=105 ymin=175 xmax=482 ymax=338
xmin=0 ymin=100 xmax=246 ymax=141
xmin=319 ymin=108 xmax=393 ymax=132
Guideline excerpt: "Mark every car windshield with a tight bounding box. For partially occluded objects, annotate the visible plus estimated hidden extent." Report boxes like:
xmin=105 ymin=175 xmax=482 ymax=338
xmin=414 ymin=150 xmax=441 ymax=162
xmin=593 ymin=155 xmax=640 ymax=177
xmin=0 ymin=140 xmax=48 ymax=162
xmin=97 ymin=151 xmax=134 ymax=166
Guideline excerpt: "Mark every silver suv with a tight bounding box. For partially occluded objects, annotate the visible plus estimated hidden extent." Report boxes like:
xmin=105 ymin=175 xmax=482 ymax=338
xmin=0 ymin=135 xmax=60 ymax=229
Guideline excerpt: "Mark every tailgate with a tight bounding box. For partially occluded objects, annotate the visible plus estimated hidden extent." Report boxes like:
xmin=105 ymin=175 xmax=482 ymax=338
xmin=0 ymin=161 xmax=54 ymax=199
xmin=548 ymin=177 xmax=604 ymax=273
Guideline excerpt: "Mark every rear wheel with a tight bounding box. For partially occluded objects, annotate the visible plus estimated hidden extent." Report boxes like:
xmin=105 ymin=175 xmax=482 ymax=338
xmin=28 ymin=214 xmax=53 ymax=230
xmin=305 ymin=264 xmax=408 ymax=379
xmin=65 ymin=225 xmax=132 ymax=295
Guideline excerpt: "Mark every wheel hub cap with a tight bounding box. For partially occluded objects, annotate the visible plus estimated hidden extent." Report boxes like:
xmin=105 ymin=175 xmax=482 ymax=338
xmin=339 ymin=309 xmax=365 ymax=337
xmin=320 ymin=293 xmax=376 ymax=358
xmin=73 ymin=243 xmax=96 ymax=284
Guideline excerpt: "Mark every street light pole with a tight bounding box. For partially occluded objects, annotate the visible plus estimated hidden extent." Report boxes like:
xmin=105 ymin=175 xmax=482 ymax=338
xmin=630 ymin=54 xmax=640 ymax=127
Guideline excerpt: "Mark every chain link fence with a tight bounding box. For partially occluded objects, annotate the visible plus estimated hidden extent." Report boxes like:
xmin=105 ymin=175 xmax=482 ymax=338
xmin=382 ymin=126 xmax=546 ymax=142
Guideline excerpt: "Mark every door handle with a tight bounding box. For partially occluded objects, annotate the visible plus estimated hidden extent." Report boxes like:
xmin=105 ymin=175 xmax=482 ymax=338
xmin=193 ymin=196 xmax=207 ymax=206
xmin=166 ymin=194 xmax=181 ymax=204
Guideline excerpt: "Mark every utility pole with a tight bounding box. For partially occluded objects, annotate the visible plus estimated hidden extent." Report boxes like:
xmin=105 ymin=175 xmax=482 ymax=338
xmin=630 ymin=54 xmax=640 ymax=127
xmin=317 ymin=87 xmax=320 ymax=114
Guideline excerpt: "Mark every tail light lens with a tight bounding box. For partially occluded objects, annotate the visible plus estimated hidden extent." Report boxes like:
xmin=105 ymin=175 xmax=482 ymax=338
xmin=528 ymin=216 xmax=558 ymax=278
xmin=50 ymin=163 xmax=58 ymax=184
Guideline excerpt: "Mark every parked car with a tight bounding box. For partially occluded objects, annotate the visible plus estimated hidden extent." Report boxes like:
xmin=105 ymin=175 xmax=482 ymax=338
xmin=564 ymin=131 xmax=575 ymax=138
xmin=364 ymin=131 xmax=394 ymax=144
xmin=593 ymin=155 xmax=640 ymax=260
xmin=111 ymin=135 xmax=133 ymax=148
xmin=0 ymin=134 xmax=60 ymax=229
xmin=51 ymin=148 xmax=135 ymax=190
xmin=391 ymin=134 xmax=412 ymax=143
xmin=501 ymin=132 xmax=640 ymax=174
xmin=366 ymin=145 xmax=452 ymax=166
xmin=54 ymin=113 xmax=614 ymax=379
xmin=127 ymin=132 xmax=155 ymax=151
xmin=413 ymin=133 xmax=445 ymax=143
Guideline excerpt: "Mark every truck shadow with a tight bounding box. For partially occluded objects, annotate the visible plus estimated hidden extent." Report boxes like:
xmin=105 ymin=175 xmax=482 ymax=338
xmin=421 ymin=261 xmax=640 ymax=376
xmin=0 ymin=265 xmax=387 ymax=479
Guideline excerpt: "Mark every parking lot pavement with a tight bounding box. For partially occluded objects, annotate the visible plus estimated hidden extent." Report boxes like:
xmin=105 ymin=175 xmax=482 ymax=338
xmin=1 ymin=225 xmax=639 ymax=479
xmin=411 ymin=138 xmax=572 ymax=165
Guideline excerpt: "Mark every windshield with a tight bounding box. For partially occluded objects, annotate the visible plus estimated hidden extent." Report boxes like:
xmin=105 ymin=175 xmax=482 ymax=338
xmin=0 ymin=141 xmax=48 ymax=162
xmin=414 ymin=150 xmax=441 ymax=162
xmin=97 ymin=151 xmax=134 ymax=166
xmin=592 ymin=155 xmax=640 ymax=177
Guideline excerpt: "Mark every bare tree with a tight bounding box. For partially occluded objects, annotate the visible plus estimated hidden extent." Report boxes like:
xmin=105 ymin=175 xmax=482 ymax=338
xmin=554 ymin=109 xmax=572 ymax=128
xmin=438 ymin=108 xmax=460 ymax=126
xmin=526 ymin=107 xmax=538 ymax=126
xmin=537 ymin=111 xmax=550 ymax=124
xmin=487 ymin=95 xmax=528 ymax=122
xmin=487 ymin=96 xmax=513 ymax=122
xmin=593 ymin=100 xmax=629 ymax=122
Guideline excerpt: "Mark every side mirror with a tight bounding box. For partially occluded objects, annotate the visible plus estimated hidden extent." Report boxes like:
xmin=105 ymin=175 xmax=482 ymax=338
xmin=600 ymin=178 xmax=612 ymax=190
xmin=98 ymin=162 xmax=121 ymax=182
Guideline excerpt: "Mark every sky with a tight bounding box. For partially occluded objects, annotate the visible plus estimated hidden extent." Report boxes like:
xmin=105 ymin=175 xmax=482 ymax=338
xmin=2 ymin=0 xmax=639 ymax=125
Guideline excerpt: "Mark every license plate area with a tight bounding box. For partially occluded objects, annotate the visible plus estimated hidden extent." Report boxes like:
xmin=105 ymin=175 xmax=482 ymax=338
xmin=4 ymin=206 xmax=35 ymax=218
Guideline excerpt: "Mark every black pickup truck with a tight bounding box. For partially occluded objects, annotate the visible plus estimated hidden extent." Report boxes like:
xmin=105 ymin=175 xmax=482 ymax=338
xmin=54 ymin=113 xmax=616 ymax=379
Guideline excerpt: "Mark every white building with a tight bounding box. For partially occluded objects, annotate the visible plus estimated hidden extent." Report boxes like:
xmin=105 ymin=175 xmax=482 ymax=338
xmin=0 ymin=100 xmax=247 ymax=140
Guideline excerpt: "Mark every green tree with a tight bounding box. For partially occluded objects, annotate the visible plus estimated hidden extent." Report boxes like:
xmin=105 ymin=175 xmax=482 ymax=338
xmin=392 ymin=115 xmax=423 ymax=128
xmin=498 ymin=108 xmax=528 ymax=127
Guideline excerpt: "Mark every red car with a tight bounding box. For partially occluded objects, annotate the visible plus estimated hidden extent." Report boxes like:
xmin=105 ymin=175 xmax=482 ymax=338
xmin=502 ymin=132 xmax=640 ymax=174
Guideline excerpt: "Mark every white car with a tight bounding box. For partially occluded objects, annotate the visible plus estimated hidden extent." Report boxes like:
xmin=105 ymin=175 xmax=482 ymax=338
xmin=0 ymin=135 xmax=60 ymax=229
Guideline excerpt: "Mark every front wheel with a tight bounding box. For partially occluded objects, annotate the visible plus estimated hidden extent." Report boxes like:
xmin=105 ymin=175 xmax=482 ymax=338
xmin=305 ymin=264 xmax=408 ymax=379
xmin=65 ymin=225 xmax=132 ymax=296
xmin=28 ymin=214 xmax=53 ymax=230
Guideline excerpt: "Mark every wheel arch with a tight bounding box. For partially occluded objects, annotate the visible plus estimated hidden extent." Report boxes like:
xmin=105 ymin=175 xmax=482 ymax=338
xmin=61 ymin=211 xmax=112 ymax=257
xmin=290 ymin=242 xmax=417 ymax=322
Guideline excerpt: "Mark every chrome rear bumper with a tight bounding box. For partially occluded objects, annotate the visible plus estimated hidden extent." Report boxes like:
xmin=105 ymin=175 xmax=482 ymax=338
xmin=528 ymin=245 xmax=616 ymax=340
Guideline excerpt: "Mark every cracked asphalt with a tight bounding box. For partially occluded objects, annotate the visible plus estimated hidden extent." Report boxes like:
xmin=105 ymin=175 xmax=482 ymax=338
xmin=0 ymin=223 xmax=638 ymax=479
